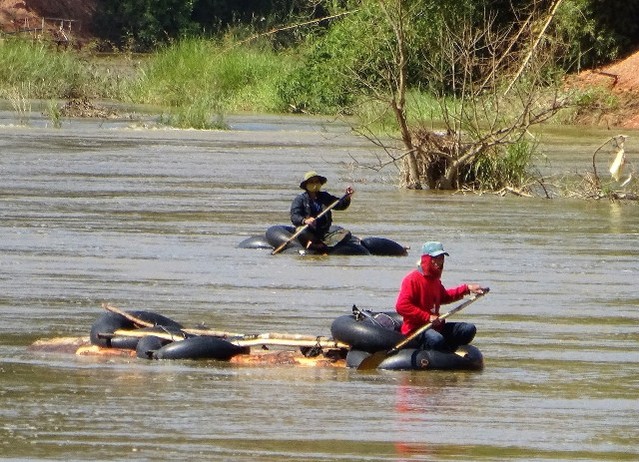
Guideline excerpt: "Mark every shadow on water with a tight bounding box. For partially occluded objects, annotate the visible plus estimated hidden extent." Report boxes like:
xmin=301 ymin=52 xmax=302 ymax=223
xmin=1 ymin=111 xmax=638 ymax=460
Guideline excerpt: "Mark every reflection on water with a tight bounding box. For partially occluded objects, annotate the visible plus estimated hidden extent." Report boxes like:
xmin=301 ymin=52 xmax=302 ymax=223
xmin=1 ymin=113 xmax=638 ymax=461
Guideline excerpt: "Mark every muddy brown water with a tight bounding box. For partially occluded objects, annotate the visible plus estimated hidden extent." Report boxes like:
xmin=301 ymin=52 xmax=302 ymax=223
xmin=0 ymin=110 xmax=638 ymax=461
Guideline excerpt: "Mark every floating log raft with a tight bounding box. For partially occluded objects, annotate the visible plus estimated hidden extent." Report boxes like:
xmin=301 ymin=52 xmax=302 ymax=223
xmin=28 ymin=336 xmax=347 ymax=367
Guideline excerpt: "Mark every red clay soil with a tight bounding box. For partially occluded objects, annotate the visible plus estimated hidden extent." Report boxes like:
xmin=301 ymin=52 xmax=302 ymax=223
xmin=571 ymin=50 xmax=639 ymax=93
xmin=0 ymin=0 xmax=98 ymax=43
xmin=566 ymin=49 xmax=639 ymax=129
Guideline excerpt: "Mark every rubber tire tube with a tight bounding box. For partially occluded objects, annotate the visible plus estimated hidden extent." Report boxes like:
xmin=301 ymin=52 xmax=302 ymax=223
xmin=346 ymin=345 xmax=484 ymax=370
xmin=378 ymin=345 xmax=484 ymax=371
xmin=238 ymin=235 xmax=273 ymax=249
xmin=360 ymin=237 xmax=408 ymax=256
xmin=90 ymin=311 xmax=183 ymax=349
xmin=136 ymin=335 xmax=172 ymax=359
xmin=265 ymin=225 xmax=303 ymax=250
xmin=327 ymin=239 xmax=371 ymax=255
xmin=153 ymin=336 xmax=250 ymax=360
xmin=331 ymin=314 xmax=405 ymax=352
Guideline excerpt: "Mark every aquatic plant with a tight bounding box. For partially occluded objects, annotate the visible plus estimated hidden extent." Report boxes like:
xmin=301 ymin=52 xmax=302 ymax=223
xmin=2 ymin=85 xmax=31 ymax=125
xmin=158 ymin=97 xmax=228 ymax=130
xmin=45 ymin=100 xmax=63 ymax=128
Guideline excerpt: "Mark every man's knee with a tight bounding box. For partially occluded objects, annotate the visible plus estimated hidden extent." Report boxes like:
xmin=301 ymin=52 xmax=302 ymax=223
xmin=421 ymin=329 xmax=445 ymax=350
xmin=457 ymin=322 xmax=476 ymax=344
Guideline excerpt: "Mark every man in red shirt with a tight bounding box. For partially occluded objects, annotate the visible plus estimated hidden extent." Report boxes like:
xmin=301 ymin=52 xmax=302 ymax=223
xmin=396 ymin=241 xmax=485 ymax=351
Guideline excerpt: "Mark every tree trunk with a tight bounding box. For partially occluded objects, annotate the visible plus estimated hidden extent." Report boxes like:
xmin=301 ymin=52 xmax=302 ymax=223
xmin=385 ymin=0 xmax=421 ymax=189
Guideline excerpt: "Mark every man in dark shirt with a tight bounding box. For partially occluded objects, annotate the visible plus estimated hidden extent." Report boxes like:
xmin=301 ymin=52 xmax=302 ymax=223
xmin=290 ymin=171 xmax=354 ymax=250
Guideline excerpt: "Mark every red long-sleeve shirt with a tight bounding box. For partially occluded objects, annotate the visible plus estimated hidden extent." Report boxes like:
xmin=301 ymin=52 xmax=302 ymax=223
xmin=395 ymin=269 xmax=468 ymax=335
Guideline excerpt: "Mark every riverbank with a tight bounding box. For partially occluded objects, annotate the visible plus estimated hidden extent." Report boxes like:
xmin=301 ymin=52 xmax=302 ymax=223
xmin=567 ymin=48 xmax=639 ymax=129
xmin=0 ymin=0 xmax=97 ymax=47
xmin=3 ymin=1 xmax=639 ymax=130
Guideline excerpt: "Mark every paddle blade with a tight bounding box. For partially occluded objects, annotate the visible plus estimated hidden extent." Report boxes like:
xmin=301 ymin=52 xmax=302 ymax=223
xmin=356 ymin=350 xmax=390 ymax=371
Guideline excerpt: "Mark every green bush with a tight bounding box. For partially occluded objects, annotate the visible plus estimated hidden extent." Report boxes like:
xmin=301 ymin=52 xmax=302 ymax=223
xmin=471 ymin=139 xmax=539 ymax=190
xmin=97 ymin=0 xmax=197 ymax=51
xmin=276 ymin=0 xmax=482 ymax=114
xmin=275 ymin=20 xmax=370 ymax=114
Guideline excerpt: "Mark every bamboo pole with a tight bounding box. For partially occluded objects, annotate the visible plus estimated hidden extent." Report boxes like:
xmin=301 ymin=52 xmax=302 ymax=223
xmin=102 ymin=303 xmax=244 ymax=337
xmin=103 ymin=329 xmax=349 ymax=349
xmin=101 ymin=303 xmax=349 ymax=349
xmin=504 ymin=0 xmax=564 ymax=96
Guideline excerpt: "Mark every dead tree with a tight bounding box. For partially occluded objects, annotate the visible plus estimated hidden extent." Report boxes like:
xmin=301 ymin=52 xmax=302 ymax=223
xmin=354 ymin=0 xmax=573 ymax=192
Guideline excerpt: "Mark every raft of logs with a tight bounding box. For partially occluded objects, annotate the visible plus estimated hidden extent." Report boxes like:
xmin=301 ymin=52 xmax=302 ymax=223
xmin=28 ymin=304 xmax=349 ymax=368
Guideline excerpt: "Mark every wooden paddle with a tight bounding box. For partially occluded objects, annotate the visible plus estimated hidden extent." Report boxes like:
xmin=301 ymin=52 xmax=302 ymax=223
xmin=356 ymin=288 xmax=489 ymax=371
xmin=271 ymin=193 xmax=349 ymax=255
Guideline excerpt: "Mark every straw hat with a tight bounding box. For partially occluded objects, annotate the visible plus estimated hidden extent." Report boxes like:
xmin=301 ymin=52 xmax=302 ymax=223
xmin=299 ymin=171 xmax=327 ymax=189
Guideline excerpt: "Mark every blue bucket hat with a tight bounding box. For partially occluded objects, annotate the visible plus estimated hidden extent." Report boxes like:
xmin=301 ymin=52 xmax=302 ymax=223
xmin=421 ymin=241 xmax=449 ymax=257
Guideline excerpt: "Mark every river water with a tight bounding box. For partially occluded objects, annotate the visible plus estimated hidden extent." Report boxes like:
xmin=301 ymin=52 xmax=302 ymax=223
xmin=0 ymin=110 xmax=638 ymax=461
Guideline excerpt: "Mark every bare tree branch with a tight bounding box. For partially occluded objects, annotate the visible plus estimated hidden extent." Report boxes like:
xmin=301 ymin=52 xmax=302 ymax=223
xmin=504 ymin=0 xmax=564 ymax=95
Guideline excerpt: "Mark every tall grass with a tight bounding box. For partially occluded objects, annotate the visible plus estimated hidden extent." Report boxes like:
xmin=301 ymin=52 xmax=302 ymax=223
xmin=3 ymin=84 xmax=32 ymax=125
xmin=158 ymin=97 xmax=227 ymax=130
xmin=0 ymin=37 xmax=297 ymax=128
xmin=127 ymin=38 xmax=295 ymax=115
xmin=0 ymin=38 xmax=124 ymax=99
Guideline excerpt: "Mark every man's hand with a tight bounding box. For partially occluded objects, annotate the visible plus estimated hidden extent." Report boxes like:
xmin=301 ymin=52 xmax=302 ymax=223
xmin=429 ymin=315 xmax=444 ymax=328
xmin=345 ymin=186 xmax=354 ymax=197
xmin=467 ymin=284 xmax=486 ymax=295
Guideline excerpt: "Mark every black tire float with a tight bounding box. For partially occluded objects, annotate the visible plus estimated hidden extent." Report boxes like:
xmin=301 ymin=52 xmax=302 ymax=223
xmin=152 ymin=336 xmax=250 ymax=361
xmin=333 ymin=310 xmax=483 ymax=370
xmin=265 ymin=225 xmax=304 ymax=253
xmin=360 ymin=237 xmax=408 ymax=256
xmin=345 ymin=345 xmax=484 ymax=371
xmin=136 ymin=335 xmax=173 ymax=359
xmin=90 ymin=311 xmax=183 ymax=349
xmin=330 ymin=312 xmax=406 ymax=353
xmin=237 ymin=235 xmax=273 ymax=249
xmin=262 ymin=224 xmax=406 ymax=256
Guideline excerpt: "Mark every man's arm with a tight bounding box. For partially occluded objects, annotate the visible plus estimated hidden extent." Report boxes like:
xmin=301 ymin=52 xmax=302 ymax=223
xmin=321 ymin=189 xmax=352 ymax=211
xmin=396 ymin=275 xmax=431 ymax=324
xmin=290 ymin=194 xmax=307 ymax=226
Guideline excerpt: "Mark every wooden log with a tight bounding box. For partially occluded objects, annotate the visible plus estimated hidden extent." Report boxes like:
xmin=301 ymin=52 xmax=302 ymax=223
xmin=229 ymin=350 xmax=346 ymax=368
xmin=28 ymin=337 xmax=347 ymax=367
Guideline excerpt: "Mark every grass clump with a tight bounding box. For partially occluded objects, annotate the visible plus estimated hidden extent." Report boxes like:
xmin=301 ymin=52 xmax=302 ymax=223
xmin=0 ymin=38 xmax=125 ymax=100
xmin=0 ymin=39 xmax=111 ymax=99
xmin=127 ymin=38 xmax=295 ymax=120
xmin=158 ymin=97 xmax=227 ymax=130
xmin=2 ymin=84 xmax=32 ymax=125
xmin=471 ymin=139 xmax=541 ymax=192
xmin=0 ymin=39 xmax=83 ymax=98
